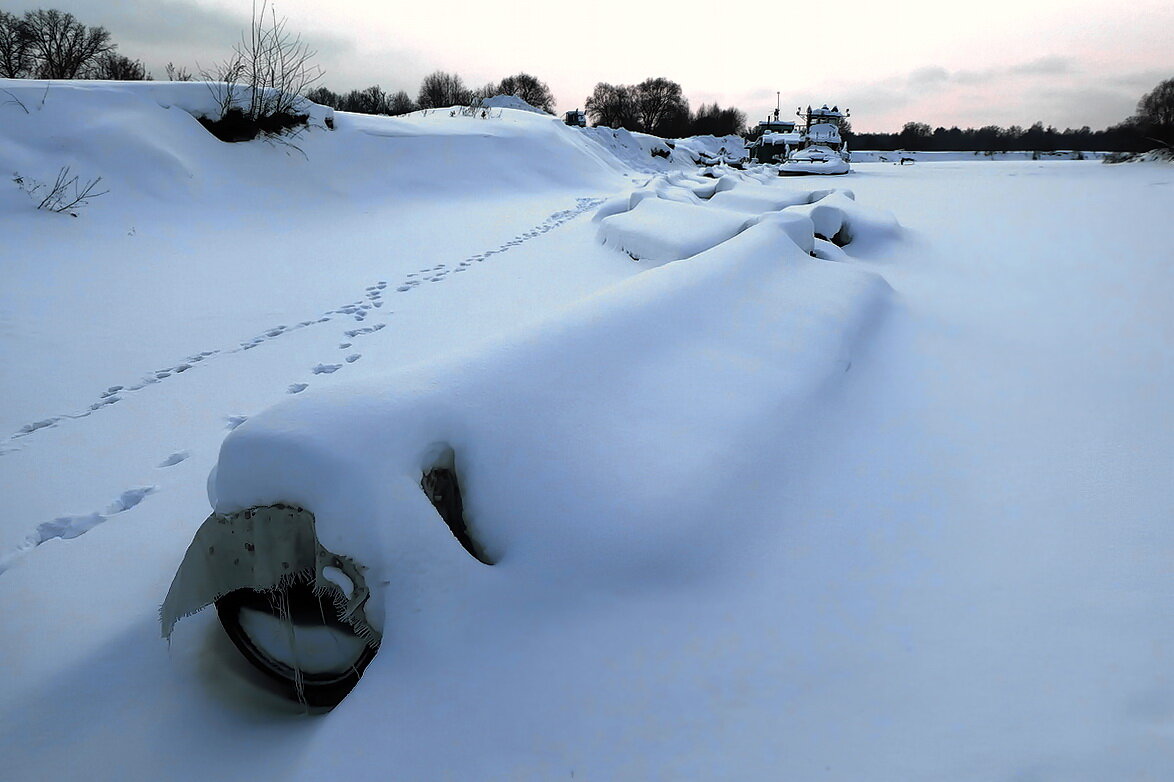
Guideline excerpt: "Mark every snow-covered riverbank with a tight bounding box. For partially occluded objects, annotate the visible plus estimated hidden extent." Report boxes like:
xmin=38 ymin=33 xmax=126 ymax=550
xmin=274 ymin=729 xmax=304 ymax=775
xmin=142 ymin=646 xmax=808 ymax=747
xmin=1 ymin=81 xmax=1171 ymax=781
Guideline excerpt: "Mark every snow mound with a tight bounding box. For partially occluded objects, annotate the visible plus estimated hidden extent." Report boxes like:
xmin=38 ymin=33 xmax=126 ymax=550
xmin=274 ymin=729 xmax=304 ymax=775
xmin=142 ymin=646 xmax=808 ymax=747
xmin=579 ymin=126 xmax=746 ymax=172
xmin=0 ymin=78 xmax=628 ymax=212
xmin=597 ymin=196 xmax=754 ymax=262
xmin=785 ymin=188 xmax=901 ymax=247
xmin=593 ymin=176 xmax=896 ymax=263
xmin=1103 ymin=148 xmax=1174 ymax=164
xmin=209 ymin=211 xmax=892 ymax=614
xmin=670 ymin=134 xmax=748 ymax=165
xmin=709 ymin=181 xmax=812 ymax=213
xmin=203 ymin=170 xmax=897 ymax=610
xmin=480 ymin=94 xmax=549 ymax=114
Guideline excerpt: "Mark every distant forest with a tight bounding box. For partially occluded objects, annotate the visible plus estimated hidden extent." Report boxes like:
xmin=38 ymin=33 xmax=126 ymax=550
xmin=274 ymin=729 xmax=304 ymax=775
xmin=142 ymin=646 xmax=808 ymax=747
xmin=2 ymin=7 xmax=1170 ymax=152
xmin=847 ymin=120 xmax=1161 ymax=153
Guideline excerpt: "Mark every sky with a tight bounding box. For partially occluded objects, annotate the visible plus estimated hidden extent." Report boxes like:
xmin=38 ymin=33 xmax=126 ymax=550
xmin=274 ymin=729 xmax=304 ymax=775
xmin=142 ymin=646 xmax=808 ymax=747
xmin=17 ymin=0 xmax=1173 ymax=132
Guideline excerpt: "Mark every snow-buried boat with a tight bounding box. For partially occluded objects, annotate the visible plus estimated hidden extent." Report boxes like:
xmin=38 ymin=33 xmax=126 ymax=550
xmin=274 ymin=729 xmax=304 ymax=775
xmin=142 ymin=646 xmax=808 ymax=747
xmin=161 ymin=176 xmax=897 ymax=709
xmin=779 ymin=104 xmax=852 ymax=176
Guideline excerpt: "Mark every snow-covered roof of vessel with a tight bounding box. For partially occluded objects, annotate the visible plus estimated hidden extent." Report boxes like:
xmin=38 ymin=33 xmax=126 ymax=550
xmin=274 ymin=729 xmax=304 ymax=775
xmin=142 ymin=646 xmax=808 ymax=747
xmin=760 ymin=131 xmax=804 ymax=145
xmin=807 ymin=123 xmax=842 ymax=143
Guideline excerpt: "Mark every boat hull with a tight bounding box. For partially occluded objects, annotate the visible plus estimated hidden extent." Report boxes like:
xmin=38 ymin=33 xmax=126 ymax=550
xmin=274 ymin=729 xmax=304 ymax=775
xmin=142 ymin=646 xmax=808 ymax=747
xmin=778 ymin=159 xmax=851 ymax=176
xmin=779 ymin=144 xmax=851 ymax=176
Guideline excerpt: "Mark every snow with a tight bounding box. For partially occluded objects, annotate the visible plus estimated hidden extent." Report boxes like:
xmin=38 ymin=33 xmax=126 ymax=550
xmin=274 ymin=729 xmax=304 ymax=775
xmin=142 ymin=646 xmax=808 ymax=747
xmin=578 ymin=125 xmax=746 ymax=171
xmin=759 ymin=130 xmax=804 ymax=145
xmin=596 ymin=193 xmax=755 ymax=262
xmin=805 ymin=121 xmax=842 ymax=143
xmin=480 ymin=94 xmax=549 ymax=114
xmin=2 ymin=80 xmax=1173 ymax=781
xmin=852 ymin=149 xmax=1105 ymax=162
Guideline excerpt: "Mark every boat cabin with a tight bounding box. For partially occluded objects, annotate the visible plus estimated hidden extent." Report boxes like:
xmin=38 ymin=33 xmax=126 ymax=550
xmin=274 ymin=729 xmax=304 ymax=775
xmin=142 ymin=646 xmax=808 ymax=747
xmin=797 ymin=105 xmax=849 ymax=151
xmin=747 ymin=110 xmax=804 ymax=163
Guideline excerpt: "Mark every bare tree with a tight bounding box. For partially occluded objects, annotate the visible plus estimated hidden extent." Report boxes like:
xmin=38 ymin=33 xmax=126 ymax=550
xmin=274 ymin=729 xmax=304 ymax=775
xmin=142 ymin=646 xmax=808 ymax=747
xmin=199 ymin=0 xmax=323 ymax=140
xmin=0 ymin=11 xmax=33 ymax=78
xmin=21 ymin=9 xmax=114 ymax=79
xmin=164 ymin=61 xmax=194 ymax=81
xmin=205 ymin=1 xmax=323 ymax=119
xmin=468 ymin=81 xmax=497 ymax=104
xmin=585 ymin=82 xmax=638 ymax=129
xmin=898 ymin=121 xmax=933 ymax=150
xmin=417 ymin=70 xmax=470 ymax=109
xmin=386 ymin=90 xmax=415 ymax=115
xmin=340 ymin=85 xmax=389 ymax=114
xmin=241 ymin=0 xmax=322 ymax=119
xmin=633 ymin=77 xmax=687 ymax=135
xmin=305 ymin=85 xmax=341 ymax=108
xmin=691 ymin=102 xmax=746 ymax=137
xmin=91 ymin=52 xmax=149 ymax=80
xmin=495 ymin=72 xmax=555 ymax=113
xmin=1135 ymin=77 xmax=1174 ymax=146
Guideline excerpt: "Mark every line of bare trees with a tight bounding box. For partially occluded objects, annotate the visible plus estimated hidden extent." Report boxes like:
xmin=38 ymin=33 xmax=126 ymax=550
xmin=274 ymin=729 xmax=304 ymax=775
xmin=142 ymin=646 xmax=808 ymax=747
xmin=306 ymin=71 xmax=557 ymax=117
xmin=585 ymin=78 xmax=746 ymax=137
xmin=311 ymin=73 xmax=748 ymax=137
xmin=0 ymin=9 xmax=149 ymax=80
xmin=852 ymin=78 xmax=1173 ymax=153
xmin=2 ymin=8 xmax=747 ymax=139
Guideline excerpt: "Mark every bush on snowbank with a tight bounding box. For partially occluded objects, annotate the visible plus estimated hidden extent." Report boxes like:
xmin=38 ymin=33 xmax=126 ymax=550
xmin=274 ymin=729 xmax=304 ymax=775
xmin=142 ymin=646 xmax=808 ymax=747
xmin=197 ymin=0 xmax=323 ymax=142
xmin=1103 ymin=148 xmax=1174 ymax=164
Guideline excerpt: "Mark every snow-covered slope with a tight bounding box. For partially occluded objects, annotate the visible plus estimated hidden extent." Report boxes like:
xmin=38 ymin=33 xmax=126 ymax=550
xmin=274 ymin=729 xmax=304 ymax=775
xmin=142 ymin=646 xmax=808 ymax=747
xmin=1 ymin=81 xmax=1171 ymax=782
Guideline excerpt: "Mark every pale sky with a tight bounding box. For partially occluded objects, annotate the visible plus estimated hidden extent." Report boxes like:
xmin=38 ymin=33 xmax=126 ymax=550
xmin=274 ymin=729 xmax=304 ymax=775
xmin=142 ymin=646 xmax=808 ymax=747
xmin=22 ymin=0 xmax=1173 ymax=131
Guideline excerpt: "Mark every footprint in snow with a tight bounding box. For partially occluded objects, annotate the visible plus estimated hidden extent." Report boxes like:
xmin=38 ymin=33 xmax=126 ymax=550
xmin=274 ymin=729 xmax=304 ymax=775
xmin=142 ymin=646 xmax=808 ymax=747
xmin=3 ymin=201 xmax=604 ymax=451
xmin=18 ymin=419 xmax=59 ymax=436
xmin=225 ymin=415 xmax=248 ymax=430
xmin=0 ymin=485 xmax=160 ymax=575
xmin=107 ymin=486 xmax=155 ymax=513
xmin=312 ymin=363 xmax=342 ymax=374
xmin=158 ymin=450 xmax=190 ymax=467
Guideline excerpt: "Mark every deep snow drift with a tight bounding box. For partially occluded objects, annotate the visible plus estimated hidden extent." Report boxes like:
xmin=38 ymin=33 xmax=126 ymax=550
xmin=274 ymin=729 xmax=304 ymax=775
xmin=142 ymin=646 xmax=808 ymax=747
xmin=2 ymin=80 xmax=1172 ymax=781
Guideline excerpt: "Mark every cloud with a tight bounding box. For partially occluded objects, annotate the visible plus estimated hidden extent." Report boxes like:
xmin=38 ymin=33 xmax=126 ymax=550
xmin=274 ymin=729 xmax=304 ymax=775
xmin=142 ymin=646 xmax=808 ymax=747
xmin=951 ymin=57 xmax=1079 ymax=86
xmin=807 ymin=57 xmax=1151 ymax=132
xmin=15 ymin=0 xmax=245 ymax=49
xmin=12 ymin=0 xmax=355 ymax=77
xmin=908 ymin=66 xmax=950 ymax=86
xmin=1009 ymin=56 xmax=1075 ymax=76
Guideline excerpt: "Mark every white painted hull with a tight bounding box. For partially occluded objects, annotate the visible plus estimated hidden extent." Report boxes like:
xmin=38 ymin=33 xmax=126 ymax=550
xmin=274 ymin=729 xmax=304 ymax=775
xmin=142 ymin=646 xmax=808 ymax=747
xmin=779 ymin=144 xmax=851 ymax=176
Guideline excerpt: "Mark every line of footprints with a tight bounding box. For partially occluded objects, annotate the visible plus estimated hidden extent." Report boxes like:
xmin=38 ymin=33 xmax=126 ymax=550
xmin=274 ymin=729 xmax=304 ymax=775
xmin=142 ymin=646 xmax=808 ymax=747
xmin=0 ymin=198 xmax=607 ymax=568
xmin=3 ymin=197 xmax=604 ymax=450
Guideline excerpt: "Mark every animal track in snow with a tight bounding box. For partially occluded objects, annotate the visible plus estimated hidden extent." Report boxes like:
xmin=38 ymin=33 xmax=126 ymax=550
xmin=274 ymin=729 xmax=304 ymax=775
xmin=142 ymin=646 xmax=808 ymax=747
xmin=344 ymin=324 xmax=386 ymax=339
xmin=390 ymin=197 xmax=603 ymax=295
xmin=0 ymin=486 xmax=158 ymax=575
xmin=158 ymin=450 xmax=190 ymax=467
xmin=4 ymin=198 xmax=604 ymax=452
xmin=312 ymin=363 xmax=342 ymax=374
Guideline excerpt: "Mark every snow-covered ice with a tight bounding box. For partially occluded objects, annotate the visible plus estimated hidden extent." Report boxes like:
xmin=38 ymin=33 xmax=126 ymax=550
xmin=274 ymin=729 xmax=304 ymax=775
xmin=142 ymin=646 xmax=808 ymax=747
xmin=1 ymin=80 xmax=1172 ymax=781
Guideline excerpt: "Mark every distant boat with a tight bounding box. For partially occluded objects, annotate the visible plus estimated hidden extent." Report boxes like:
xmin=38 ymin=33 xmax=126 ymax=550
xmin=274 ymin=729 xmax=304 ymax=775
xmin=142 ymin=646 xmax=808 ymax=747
xmin=779 ymin=104 xmax=851 ymax=176
xmin=745 ymin=108 xmax=804 ymax=164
